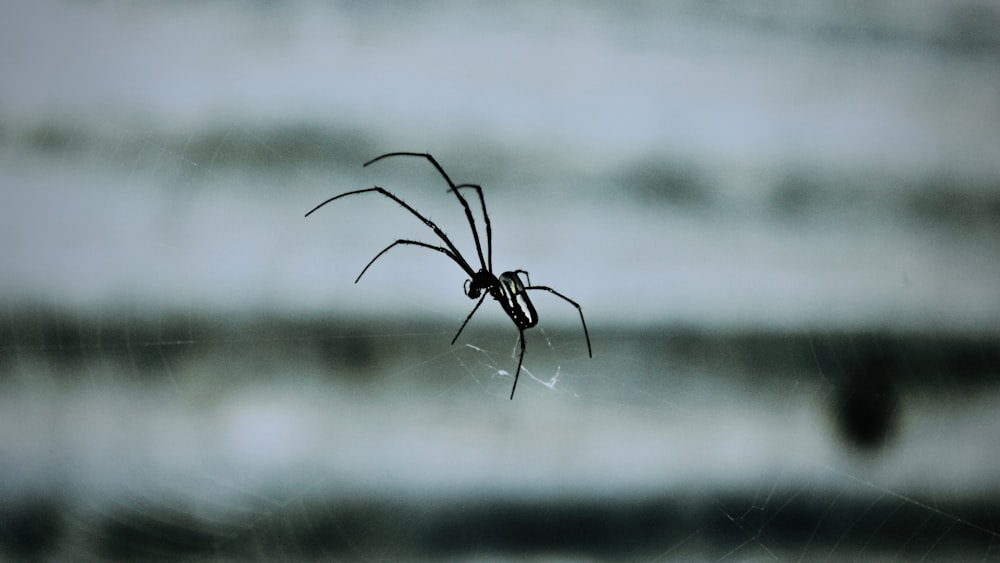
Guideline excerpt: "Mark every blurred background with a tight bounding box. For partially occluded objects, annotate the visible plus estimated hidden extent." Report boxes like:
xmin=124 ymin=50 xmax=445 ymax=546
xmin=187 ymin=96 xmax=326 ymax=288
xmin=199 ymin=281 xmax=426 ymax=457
xmin=2 ymin=0 xmax=1000 ymax=560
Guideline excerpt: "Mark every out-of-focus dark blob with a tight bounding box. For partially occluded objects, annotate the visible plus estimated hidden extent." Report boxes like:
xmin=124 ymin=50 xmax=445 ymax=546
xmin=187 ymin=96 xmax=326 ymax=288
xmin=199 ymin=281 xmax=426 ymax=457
xmin=0 ymin=497 xmax=63 ymax=561
xmin=833 ymin=349 xmax=900 ymax=452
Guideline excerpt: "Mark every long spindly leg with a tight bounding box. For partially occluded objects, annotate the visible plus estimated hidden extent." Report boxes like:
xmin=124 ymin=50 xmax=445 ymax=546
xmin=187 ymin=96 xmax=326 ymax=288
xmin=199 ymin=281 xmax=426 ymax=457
xmin=524 ymin=285 xmax=592 ymax=358
xmin=355 ymin=239 xmax=460 ymax=283
xmin=364 ymin=152 xmax=488 ymax=273
xmin=305 ymin=187 xmax=476 ymax=278
xmin=455 ymin=184 xmax=492 ymax=273
xmin=509 ymin=329 xmax=526 ymax=400
xmin=451 ymin=293 xmax=487 ymax=345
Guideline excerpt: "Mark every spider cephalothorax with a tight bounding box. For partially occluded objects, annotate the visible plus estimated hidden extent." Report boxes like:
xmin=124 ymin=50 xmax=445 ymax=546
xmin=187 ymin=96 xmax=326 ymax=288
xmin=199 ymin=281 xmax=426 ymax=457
xmin=306 ymin=152 xmax=591 ymax=399
xmin=464 ymin=269 xmax=496 ymax=299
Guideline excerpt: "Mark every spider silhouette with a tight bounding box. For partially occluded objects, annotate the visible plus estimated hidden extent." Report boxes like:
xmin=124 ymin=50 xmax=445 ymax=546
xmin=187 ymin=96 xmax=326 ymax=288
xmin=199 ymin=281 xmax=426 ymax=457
xmin=305 ymin=152 xmax=592 ymax=399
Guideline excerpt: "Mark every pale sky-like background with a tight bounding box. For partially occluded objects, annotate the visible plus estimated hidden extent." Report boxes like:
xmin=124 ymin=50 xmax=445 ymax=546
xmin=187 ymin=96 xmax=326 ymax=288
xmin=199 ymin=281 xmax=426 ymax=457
xmin=2 ymin=1 xmax=999 ymax=559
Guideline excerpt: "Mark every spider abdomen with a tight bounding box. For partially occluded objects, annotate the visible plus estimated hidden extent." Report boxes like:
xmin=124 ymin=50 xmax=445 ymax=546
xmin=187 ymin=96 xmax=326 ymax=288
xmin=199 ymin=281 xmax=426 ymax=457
xmin=495 ymin=271 xmax=538 ymax=330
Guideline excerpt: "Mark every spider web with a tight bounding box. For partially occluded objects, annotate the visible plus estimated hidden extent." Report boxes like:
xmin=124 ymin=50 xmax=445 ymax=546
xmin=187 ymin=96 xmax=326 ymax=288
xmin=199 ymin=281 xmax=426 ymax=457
xmin=3 ymin=1 xmax=1000 ymax=561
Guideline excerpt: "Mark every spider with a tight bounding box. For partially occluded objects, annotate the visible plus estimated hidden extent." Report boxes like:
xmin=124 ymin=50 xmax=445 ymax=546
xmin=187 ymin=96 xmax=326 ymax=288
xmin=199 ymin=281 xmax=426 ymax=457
xmin=305 ymin=152 xmax=592 ymax=399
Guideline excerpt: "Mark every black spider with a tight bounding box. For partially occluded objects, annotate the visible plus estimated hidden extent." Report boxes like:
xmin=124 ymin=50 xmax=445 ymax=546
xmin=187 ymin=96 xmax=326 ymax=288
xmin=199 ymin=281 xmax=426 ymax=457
xmin=305 ymin=152 xmax=592 ymax=399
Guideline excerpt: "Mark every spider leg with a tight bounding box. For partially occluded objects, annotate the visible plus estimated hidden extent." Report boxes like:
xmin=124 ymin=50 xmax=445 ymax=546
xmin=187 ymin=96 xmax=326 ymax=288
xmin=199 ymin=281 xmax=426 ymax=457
xmin=305 ymin=186 xmax=476 ymax=278
xmin=356 ymin=239 xmax=460 ymax=283
xmin=524 ymin=285 xmax=592 ymax=358
xmin=509 ymin=328 xmax=526 ymax=400
xmin=365 ymin=152 xmax=489 ymax=272
xmin=455 ymin=184 xmax=492 ymax=273
xmin=451 ymin=293 xmax=487 ymax=345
